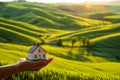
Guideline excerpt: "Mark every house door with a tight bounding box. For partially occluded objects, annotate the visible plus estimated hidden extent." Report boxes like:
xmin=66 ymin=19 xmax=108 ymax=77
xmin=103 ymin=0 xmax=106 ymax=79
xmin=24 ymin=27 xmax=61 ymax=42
xmin=35 ymin=55 xmax=37 ymax=58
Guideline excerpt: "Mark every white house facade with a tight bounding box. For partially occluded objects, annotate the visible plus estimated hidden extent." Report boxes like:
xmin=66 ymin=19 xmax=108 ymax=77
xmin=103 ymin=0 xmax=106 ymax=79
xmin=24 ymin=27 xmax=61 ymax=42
xmin=28 ymin=43 xmax=46 ymax=60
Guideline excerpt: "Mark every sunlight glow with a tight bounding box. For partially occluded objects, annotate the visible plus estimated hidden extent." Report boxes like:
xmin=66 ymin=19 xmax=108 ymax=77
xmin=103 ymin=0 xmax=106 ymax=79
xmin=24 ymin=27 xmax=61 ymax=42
xmin=26 ymin=0 xmax=113 ymax=3
xmin=85 ymin=4 xmax=92 ymax=9
xmin=0 ymin=0 xmax=114 ymax=3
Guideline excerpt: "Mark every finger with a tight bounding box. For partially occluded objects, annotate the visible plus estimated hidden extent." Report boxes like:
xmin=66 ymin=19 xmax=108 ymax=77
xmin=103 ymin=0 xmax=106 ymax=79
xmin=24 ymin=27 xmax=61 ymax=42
xmin=36 ymin=57 xmax=53 ymax=64
xmin=45 ymin=57 xmax=54 ymax=65
xmin=18 ymin=58 xmax=27 ymax=62
xmin=29 ymin=61 xmax=45 ymax=66
xmin=25 ymin=60 xmax=45 ymax=66
xmin=26 ymin=57 xmax=53 ymax=66
xmin=36 ymin=57 xmax=53 ymax=66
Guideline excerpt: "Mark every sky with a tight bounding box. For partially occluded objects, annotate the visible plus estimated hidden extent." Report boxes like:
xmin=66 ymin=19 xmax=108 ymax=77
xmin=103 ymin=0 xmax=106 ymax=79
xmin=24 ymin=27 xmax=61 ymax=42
xmin=0 ymin=0 xmax=114 ymax=3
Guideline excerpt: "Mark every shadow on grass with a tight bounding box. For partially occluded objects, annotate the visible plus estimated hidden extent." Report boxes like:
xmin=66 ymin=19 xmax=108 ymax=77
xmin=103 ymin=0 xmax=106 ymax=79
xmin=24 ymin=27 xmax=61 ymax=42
xmin=49 ymin=45 xmax=120 ymax=62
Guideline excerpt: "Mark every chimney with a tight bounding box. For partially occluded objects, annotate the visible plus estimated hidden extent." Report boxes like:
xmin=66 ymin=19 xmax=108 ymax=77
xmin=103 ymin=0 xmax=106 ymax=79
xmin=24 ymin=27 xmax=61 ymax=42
xmin=33 ymin=43 xmax=40 ymax=46
xmin=33 ymin=43 xmax=36 ymax=45
xmin=36 ymin=43 xmax=40 ymax=46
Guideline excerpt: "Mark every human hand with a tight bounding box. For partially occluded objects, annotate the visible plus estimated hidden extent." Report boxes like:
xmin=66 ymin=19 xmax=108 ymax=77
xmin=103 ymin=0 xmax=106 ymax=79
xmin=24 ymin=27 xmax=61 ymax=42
xmin=17 ymin=57 xmax=53 ymax=71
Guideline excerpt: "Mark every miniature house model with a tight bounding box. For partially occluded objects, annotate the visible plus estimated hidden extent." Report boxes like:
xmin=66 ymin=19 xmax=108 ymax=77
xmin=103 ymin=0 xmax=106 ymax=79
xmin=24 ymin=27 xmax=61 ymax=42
xmin=28 ymin=43 xmax=46 ymax=60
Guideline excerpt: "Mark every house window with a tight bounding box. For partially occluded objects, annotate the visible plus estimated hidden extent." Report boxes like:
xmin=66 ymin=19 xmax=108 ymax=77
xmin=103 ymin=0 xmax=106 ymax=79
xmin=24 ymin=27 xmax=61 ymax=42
xmin=43 ymin=54 xmax=45 ymax=58
xmin=38 ymin=49 xmax=41 ymax=53
xmin=35 ymin=55 xmax=37 ymax=58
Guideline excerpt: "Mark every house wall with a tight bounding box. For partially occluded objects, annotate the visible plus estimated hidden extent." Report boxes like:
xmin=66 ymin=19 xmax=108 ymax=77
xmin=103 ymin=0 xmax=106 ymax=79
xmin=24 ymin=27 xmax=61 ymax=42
xmin=28 ymin=47 xmax=46 ymax=60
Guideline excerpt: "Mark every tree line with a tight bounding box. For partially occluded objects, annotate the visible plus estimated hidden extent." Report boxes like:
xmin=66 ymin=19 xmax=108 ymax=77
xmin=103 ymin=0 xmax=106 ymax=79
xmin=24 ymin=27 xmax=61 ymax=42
xmin=38 ymin=34 xmax=92 ymax=48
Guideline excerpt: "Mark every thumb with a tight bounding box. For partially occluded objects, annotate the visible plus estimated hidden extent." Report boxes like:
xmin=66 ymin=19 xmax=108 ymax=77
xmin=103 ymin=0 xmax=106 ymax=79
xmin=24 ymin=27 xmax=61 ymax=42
xmin=18 ymin=58 xmax=27 ymax=62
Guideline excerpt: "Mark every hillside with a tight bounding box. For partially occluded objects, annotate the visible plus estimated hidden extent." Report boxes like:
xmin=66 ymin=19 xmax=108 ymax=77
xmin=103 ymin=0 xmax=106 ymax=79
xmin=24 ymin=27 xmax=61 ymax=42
xmin=0 ymin=2 xmax=120 ymax=80
xmin=0 ymin=2 xmax=111 ymax=30
xmin=0 ymin=17 xmax=119 ymax=62
xmin=0 ymin=18 xmax=67 ymax=44
xmin=0 ymin=43 xmax=120 ymax=80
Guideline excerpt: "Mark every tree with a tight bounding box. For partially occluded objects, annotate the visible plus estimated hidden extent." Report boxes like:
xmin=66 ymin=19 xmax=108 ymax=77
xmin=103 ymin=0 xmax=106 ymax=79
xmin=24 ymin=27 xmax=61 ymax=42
xmin=79 ymin=37 xmax=92 ymax=59
xmin=46 ymin=35 xmax=50 ymax=38
xmin=38 ymin=34 xmax=42 ymax=38
xmin=40 ymin=39 xmax=46 ymax=45
xmin=44 ymin=35 xmax=50 ymax=39
xmin=38 ymin=34 xmax=46 ymax=45
xmin=71 ymin=37 xmax=78 ymax=48
xmin=86 ymin=38 xmax=91 ymax=47
xmin=85 ymin=38 xmax=92 ymax=56
xmin=81 ymin=37 xmax=87 ymax=46
xmin=58 ymin=39 xmax=63 ymax=47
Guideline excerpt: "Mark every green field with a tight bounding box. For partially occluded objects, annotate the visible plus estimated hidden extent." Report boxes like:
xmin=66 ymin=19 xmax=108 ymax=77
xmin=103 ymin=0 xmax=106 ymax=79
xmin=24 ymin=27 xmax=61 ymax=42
xmin=0 ymin=2 xmax=120 ymax=80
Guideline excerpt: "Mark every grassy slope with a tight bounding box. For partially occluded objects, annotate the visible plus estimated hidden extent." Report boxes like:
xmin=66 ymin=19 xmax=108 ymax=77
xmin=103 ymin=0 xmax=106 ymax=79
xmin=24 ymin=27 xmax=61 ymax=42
xmin=53 ymin=23 xmax=120 ymax=40
xmin=0 ymin=43 xmax=120 ymax=80
xmin=0 ymin=2 xmax=119 ymax=62
xmin=0 ymin=18 xmax=67 ymax=43
xmin=0 ymin=2 xmax=111 ymax=30
xmin=0 ymin=17 xmax=119 ymax=62
xmin=85 ymin=5 xmax=120 ymax=23
xmin=0 ymin=2 xmax=120 ymax=80
xmin=51 ymin=23 xmax=120 ymax=62
xmin=0 ymin=42 xmax=120 ymax=73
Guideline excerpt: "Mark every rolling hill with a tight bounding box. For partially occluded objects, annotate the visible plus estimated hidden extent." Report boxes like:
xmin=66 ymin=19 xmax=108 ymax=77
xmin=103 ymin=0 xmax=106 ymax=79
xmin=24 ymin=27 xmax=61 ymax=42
xmin=0 ymin=2 xmax=111 ymax=30
xmin=0 ymin=2 xmax=120 ymax=80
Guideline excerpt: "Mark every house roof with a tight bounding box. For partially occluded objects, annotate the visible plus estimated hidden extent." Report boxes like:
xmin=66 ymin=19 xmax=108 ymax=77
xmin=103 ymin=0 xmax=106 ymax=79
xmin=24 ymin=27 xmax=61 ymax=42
xmin=28 ymin=43 xmax=46 ymax=54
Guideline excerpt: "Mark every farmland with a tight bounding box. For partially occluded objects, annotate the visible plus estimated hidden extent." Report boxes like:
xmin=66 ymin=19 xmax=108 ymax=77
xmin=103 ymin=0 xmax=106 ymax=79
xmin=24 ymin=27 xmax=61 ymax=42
xmin=0 ymin=2 xmax=120 ymax=80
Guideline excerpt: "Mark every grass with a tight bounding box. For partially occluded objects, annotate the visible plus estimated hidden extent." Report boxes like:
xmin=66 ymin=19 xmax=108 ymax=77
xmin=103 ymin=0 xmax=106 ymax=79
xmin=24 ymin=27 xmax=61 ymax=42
xmin=0 ymin=2 xmax=120 ymax=80
xmin=91 ymin=32 xmax=120 ymax=42
xmin=52 ymin=23 xmax=120 ymax=43
xmin=0 ymin=2 xmax=111 ymax=30
xmin=0 ymin=27 xmax=39 ymax=43
xmin=0 ymin=42 xmax=120 ymax=72
xmin=0 ymin=2 xmax=119 ymax=62
xmin=0 ymin=43 xmax=120 ymax=80
xmin=0 ymin=18 xmax=68 ymax=43
xmin=0 ymin=18 xmax=63 ymax=33
xmin=6 ymin=69 xmax=120 ymax=80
